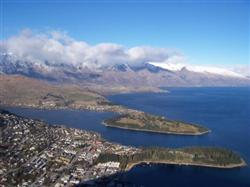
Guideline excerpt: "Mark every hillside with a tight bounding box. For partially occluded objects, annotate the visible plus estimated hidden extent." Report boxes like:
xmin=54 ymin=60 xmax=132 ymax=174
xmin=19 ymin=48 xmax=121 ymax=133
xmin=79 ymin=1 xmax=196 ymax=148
xmin=0 ymin=75 xmax=109 ymax=109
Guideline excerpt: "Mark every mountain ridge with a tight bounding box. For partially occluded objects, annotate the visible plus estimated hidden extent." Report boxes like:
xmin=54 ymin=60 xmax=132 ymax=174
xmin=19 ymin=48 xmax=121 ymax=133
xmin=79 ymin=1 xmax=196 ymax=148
xmin=0 ymin=53 xmax=249 ymax=88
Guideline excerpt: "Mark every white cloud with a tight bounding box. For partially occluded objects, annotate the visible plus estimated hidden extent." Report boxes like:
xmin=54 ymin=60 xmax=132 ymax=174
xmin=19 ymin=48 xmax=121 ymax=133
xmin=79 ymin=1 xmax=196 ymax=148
xmin=3 ymin=29 xmax=246 ymax=77
xmin=0 ymin=29 xmax=185 ymax=68
xmin=227 ymin=64 xmax=250 ymax=77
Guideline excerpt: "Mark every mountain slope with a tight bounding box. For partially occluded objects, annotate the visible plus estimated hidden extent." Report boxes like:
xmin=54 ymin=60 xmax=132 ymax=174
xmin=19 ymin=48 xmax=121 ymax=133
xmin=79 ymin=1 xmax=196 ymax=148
xmin=0 ymin=74 xmax=109 ymax=108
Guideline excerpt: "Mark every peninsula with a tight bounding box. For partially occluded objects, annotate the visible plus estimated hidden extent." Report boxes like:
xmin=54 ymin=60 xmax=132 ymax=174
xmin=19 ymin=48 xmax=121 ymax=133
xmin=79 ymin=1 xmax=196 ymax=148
xmin=103 ymin=113 xmax=210 ymax=135
xmin=97 ymin=147 xmax=246 ymax=171
xmin=0 ymin=75 xmax=210 ymax=136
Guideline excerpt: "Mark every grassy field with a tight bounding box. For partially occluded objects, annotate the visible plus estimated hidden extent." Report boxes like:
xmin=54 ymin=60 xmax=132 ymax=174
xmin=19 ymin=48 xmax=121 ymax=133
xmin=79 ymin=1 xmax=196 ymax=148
xmin=104 ymin=113 xmax=210 ymax=135
xmin=0 ymin=75 xmax=108 ymax=108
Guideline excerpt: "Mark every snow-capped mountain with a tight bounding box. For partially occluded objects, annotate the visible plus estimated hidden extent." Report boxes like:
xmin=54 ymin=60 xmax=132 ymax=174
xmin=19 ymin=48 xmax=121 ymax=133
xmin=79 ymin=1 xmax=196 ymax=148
xmin=0 ymin=53 xmax=249 ymax=87
xmin=149 ymin=62 xmax=245 ymax=78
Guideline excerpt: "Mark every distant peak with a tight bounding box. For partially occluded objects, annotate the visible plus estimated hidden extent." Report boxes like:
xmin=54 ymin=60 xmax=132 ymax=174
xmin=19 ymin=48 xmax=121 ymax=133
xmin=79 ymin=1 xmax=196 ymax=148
xmin=112 ymin=63 xmax=131 ymax=72
xmin=149 ymin=62 xmax=246 ymax=78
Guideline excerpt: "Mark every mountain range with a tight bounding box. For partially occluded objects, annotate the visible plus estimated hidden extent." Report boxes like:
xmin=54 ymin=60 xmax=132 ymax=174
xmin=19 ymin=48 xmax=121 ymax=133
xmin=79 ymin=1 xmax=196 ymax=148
xmin=0 ymin=53 xmax=249 ymax=88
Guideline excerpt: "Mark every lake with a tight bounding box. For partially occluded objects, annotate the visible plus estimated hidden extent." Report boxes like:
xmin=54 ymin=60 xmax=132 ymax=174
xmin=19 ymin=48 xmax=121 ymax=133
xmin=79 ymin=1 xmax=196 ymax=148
xmin=5 ymin=87 xmax=250 ymax=187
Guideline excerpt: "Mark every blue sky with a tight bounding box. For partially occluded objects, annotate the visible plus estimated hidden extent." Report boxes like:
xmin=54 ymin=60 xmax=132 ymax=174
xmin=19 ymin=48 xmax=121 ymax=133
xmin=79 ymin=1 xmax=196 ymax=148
xmin=1 ymin=0 xmax=249 ymax=67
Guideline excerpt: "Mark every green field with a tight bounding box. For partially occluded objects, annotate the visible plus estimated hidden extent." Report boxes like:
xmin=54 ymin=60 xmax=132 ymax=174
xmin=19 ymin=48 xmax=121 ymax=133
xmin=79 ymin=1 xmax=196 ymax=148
xmin=104 ymin=113 xmax=210 ymax=135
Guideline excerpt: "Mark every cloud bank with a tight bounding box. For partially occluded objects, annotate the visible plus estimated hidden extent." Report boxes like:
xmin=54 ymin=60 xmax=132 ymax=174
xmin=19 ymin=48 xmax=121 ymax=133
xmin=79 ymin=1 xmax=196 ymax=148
xmin=228 ymin=65 xmax=250 ymax=77
xmin=0 ymin=29 xmax=184 ymax=68
xmin=1 ymin=29 xmax=248 ymax=77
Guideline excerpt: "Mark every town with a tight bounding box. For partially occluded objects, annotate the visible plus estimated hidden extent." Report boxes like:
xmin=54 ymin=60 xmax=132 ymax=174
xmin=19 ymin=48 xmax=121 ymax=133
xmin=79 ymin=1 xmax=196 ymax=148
xmin=0 ymin=110 xmax=139 ymax=186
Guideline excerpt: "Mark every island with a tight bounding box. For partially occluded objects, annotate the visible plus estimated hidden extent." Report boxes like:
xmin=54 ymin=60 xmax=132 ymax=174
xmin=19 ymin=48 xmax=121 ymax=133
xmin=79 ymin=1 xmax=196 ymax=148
xmin=103 ymin=113 xmax=210 ymax=135
xmin=0 ymin=110 xmax=246 ymax=186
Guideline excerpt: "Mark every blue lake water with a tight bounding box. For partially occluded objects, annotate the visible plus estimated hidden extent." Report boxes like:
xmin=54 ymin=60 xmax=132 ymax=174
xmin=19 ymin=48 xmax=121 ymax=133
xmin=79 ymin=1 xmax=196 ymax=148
xmin=5 ymin=87 xmax=250 ymax=187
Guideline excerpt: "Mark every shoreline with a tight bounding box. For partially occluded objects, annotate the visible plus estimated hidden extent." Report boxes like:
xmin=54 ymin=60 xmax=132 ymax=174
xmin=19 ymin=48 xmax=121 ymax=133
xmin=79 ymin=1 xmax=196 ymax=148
xmin=102 ymin=122 xmax=211 ymax=136
xmin=1 ymin=106 xmax=247 ymax=172
xmin=124 ymin=159 xmax=247 ymax=171
xmin=1 ymin=104 xmax=211 ymax=136
xmin=0 ymin=103 xmax=119 ymax=113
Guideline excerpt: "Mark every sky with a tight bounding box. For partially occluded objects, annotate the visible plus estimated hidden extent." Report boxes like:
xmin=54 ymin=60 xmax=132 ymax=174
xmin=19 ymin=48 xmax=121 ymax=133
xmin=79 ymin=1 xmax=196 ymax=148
xmin=0 ymin=0 xmax=249 ymax=73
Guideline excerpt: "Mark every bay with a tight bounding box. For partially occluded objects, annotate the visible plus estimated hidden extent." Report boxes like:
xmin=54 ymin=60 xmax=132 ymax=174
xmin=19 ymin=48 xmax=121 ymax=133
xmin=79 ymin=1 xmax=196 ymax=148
xmin=5 ymin=87 xmax=250 ymax=187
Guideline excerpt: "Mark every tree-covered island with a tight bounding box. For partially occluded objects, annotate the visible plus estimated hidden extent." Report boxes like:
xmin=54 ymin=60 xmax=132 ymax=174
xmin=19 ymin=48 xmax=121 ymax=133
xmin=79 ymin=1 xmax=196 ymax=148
xmin=96 ymin=147 xmax=246 ymax=170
